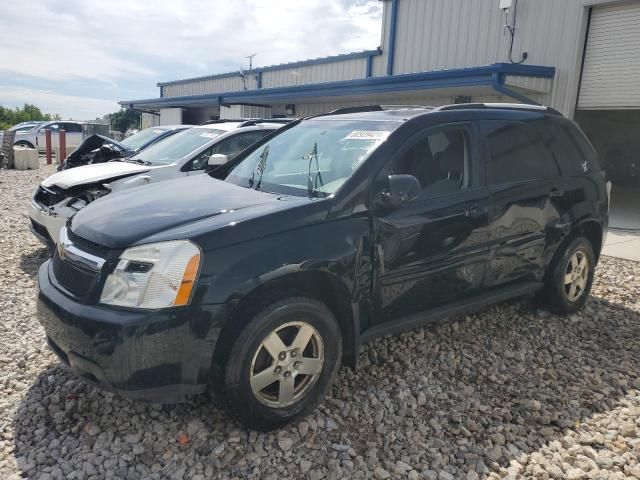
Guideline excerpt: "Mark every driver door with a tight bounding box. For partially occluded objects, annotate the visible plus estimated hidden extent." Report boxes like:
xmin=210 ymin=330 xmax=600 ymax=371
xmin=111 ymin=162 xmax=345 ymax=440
xmin=371 ymin=123 xmax=491 ymax=324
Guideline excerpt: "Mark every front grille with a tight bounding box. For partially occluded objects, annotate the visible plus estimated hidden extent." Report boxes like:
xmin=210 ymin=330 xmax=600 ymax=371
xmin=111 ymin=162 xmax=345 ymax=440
xmin=51 ymin=250 xmax=100 ymax=298
xmin=67 ymin=229 xmax=111 ymax=258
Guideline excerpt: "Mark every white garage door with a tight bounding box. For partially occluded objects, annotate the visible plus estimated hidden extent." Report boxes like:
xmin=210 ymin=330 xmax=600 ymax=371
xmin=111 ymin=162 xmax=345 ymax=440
xmin=578 ymin=2 xmax=640 ymax=110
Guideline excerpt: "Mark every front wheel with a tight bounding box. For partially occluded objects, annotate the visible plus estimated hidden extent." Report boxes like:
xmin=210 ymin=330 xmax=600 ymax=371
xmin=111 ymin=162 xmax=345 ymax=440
xmin=221 ymin=297 xmax=342 ymax=430
xmin=541 ymin=236 xmax=596 ymax=314
xmin=14 ymin=141 xmax=35 ymax=149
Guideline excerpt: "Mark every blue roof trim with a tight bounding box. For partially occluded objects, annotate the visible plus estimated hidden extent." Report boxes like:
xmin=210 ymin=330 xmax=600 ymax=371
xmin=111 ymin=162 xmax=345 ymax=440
xmin=123 ymin=63 xmax=556 ymax=108
xmin=157 ymin=49 xmax=383 ymax=87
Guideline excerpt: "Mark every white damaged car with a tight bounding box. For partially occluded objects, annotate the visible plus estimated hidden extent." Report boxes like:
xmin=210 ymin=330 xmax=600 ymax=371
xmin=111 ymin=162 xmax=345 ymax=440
xmin=29 ymin=121 xmax=286 ymax=247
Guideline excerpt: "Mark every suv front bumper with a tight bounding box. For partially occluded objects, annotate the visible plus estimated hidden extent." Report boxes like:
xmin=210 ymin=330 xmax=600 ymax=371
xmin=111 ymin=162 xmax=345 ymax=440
xmin=36 ymin=261 xmax=223 ymax=403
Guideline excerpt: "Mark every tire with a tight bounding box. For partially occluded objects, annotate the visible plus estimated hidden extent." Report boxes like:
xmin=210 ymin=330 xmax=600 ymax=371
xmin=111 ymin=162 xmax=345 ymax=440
xmin=540 ymin=236 xmax=595 ymax=314
xmin=221 ymin=297 xmax=342 ymax=430
xmin=14 ymin=141 xmax=35 ymax=149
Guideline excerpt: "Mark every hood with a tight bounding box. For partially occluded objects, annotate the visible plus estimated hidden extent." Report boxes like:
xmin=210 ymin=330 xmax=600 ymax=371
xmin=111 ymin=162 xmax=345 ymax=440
xmin=69 ymin=134 xmax=132 ymax=159
xmin=42 ymin=161 xmax=150 ymax=189
xmin=59 ymin=134 xmax=133 ymax=170
xmin=71 ymin=175 xmax=316 ymax=249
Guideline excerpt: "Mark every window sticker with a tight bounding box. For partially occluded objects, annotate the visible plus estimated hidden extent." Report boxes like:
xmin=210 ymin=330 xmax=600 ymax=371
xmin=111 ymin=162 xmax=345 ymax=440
xmin=200 ymin=132 xmax=218 ymax=139
xmin=343 ymin=130 xmax=390 ymax=141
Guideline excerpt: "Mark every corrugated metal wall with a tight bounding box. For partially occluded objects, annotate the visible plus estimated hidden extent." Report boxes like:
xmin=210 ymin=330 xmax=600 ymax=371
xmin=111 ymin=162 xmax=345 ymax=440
xmin=388 ymin=0 xmax=595 ymax=116
xmin=162 ymin=75 xmax=255 ymax=97
xmin=261 ymin=58 xmax=367 ymax=88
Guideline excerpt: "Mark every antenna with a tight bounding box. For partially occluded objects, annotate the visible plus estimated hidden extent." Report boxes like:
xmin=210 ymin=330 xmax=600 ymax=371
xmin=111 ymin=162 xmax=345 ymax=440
xmin=245 ymin=53 xmax=257 ymax=71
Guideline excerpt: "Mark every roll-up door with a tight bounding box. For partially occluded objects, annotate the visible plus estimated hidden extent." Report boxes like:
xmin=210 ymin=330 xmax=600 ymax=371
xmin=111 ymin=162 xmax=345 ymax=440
xmin=578 ymin=2 xmax=640 ymax=110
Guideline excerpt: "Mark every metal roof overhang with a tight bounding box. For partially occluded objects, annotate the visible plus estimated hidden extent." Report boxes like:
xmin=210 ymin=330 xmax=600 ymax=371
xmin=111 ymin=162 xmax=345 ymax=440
xmin=119 ymin=63 xmax=555 ymax=110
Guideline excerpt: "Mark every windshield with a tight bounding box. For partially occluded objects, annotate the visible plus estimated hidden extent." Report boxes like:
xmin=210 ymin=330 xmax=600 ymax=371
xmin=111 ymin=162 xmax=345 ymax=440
xmin=120 ymin=127 xmax=170 ymax=151
xmin=130 ymin=127 xmax=224 ymax=165
xmin=226 ymin=119 xmax=397 ymax=197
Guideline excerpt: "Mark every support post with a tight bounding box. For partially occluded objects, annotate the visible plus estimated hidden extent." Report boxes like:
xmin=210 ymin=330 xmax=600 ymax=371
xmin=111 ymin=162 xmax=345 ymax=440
xmin=45 ymin=129 xmax=52 ymax=165
xmin=58 ymin=129 xmax=66 ymax=165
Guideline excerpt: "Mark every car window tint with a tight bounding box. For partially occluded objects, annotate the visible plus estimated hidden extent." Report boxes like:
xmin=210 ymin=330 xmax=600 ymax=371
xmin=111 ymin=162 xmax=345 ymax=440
xmin=211 ymin=131 xmax=270 ymax=159
xmin=485 ymin=122 xmax=559 ymax=185
xmin=63 ymin=123 xmax=83 ymax=133
xmin=386 ymin=128 xmax=471 ymax=198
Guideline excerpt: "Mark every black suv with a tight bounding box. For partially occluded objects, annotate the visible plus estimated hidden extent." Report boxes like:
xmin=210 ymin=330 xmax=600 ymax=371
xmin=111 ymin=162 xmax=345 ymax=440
xmin=37 ymin=104 xmax=609 ymax=430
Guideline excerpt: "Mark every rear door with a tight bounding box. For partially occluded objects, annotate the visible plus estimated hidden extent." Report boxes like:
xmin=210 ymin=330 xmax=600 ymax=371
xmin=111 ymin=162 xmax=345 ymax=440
xmin=371 ymin=123 xmax=491 ymax=324
xmin=482 ymin=120 xmax=563 ymax=287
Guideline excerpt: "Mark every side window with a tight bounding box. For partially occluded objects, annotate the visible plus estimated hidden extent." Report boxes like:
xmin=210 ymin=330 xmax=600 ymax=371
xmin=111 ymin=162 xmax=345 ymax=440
xmin=211 ymin=131 xmax=270 ymax=158
xmin=62 ymin=122 xmax=83 ymax=133
xmin=46 ymin=123 xmax=60 ymax=132
xmin=383 ymin=127 xmax=471 ymax=198
xmin=484 ymin=122 xmax=559 ymax=185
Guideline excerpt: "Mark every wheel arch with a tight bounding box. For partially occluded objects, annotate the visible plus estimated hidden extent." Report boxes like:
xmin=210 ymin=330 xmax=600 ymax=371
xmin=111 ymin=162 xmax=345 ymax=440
xmin=14 ymin=140 xmax=35 ymax=149
xmin=210 ymin=270 xmax=358 ymax=384
xmin=546 ymin=218 xmax=604 ymax=280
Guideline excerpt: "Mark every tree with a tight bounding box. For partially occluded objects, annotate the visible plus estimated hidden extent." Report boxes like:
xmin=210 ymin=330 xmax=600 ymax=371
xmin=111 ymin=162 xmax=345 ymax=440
xmin=0 ymin=104 xmax=58 ymax=130
xmin=106 ymin=109 xmax=140 ymax=133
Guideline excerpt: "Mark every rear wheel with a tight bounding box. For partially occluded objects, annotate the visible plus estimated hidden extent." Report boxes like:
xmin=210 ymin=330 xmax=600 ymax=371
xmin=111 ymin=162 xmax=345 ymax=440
xmin=14 ymin=141 xmax=35 ymax=149
xmin=541 ymin=236 xmax=595 ymax=314
xmin=221 ymin=297 xmax=341 ymax=430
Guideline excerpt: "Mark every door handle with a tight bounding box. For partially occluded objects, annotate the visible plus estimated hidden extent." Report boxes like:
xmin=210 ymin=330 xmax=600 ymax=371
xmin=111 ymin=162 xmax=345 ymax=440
xmin=550 ymin=188 xmax=565 ymax=198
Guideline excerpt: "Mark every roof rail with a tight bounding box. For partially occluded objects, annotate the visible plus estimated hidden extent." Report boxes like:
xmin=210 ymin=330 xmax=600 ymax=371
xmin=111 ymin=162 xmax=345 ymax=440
xmin=437 ymin=102 xmax=563 ymax=116
xmin=237 ymin=118 xmax=297 ymax=128
xmin=315 ymin=104 xmax=434 ymax=118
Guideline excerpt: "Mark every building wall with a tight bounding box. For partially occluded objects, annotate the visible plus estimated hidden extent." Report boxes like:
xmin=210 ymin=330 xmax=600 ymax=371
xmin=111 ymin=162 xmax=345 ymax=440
xmin=387 ymin=0 xmax=623 ymax=116
xmin=260 ymin=58 xmax=368 ymax=88
xmin=159 ymin=108 xmax=184 ymax=125
xmin=155 ymin=0 xmax=625 ymax=118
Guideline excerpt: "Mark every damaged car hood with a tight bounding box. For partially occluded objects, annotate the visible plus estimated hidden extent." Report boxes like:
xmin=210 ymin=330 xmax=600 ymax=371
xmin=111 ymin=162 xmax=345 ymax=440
xmin=71 ymin=174 xmax=312 ymax=249
xmin=42 ymin=162 xmax=151 ymax=190
xmin=59 ymin=134 xmax=134 ymax=170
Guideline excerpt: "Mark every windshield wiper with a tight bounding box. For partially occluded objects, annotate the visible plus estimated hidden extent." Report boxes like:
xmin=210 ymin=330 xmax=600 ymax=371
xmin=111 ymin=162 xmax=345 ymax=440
xmin=126 ymin=158 xmax=152 ymax=166
xmin=250 ymin=145 xmax=270 ymax=190
xmin=305 ymin=142 xmax=324 ymax=197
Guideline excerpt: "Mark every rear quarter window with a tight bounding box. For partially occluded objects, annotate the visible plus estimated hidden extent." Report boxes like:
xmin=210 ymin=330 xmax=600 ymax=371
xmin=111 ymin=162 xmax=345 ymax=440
xmin=543 ymin=118 xmax=602 ymax=175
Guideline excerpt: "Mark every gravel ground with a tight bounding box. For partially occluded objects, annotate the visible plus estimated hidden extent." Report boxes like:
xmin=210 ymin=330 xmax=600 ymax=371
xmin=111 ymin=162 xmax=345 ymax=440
xmin=1 ymin=162 xmax=640 ymax=480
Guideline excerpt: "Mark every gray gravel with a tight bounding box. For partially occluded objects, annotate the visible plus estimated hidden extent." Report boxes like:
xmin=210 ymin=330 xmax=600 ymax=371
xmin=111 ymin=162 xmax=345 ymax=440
xmin=1 ymin=162 xmax=640 ymax=480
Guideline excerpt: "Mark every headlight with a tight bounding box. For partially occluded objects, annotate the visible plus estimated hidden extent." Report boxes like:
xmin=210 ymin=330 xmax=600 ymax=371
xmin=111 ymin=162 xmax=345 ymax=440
xmin=100 ymin=240 xmax=201 ymax=309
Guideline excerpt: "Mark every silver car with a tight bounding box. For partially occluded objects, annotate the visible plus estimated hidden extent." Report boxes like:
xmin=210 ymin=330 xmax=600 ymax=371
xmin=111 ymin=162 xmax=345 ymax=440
xmin=14 ymin=121 xmax=85 ymax=152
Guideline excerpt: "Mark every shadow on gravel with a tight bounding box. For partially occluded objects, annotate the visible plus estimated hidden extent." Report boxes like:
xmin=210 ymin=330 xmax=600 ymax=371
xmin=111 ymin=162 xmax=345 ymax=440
xmin=19 ymin=247 xmax=49 ymax=279
xmin=10 ymin=294 xmax=640 ymax=478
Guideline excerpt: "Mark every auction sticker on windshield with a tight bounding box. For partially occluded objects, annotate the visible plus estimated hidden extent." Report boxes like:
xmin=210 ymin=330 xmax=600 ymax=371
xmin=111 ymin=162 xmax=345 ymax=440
xmin=343 ymin=130 xmax=390 ymax=141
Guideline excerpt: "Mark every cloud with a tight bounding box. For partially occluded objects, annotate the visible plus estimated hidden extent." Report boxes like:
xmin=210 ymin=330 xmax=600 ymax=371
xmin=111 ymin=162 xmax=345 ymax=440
xmin=0 ymin=0 xmax=382 ymax=118
xmin=0 ymin=86 xmax=118 ymax=120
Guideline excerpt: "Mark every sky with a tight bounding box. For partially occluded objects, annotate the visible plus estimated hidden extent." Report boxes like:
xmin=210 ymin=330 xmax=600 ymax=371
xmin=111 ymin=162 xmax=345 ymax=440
xmin=0 ymin=0 xmax=382 ymax=120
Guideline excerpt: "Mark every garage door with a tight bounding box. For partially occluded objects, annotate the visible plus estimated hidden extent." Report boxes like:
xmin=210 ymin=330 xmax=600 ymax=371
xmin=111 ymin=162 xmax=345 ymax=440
xmin=578 ymin=2 xmax=640 ymax=110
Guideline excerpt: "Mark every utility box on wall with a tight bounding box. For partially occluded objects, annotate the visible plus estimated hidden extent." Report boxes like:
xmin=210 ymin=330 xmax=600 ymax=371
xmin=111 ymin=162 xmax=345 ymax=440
xmin=220 ymin=104 xmax=272 ymax=119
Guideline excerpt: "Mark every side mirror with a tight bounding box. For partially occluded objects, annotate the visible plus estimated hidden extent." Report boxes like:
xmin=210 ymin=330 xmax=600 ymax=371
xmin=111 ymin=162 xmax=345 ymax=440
xmin=386 ymin=174 xmax=421 ymax=205
xmin=208 ymin=153 xmax=228 ymax=166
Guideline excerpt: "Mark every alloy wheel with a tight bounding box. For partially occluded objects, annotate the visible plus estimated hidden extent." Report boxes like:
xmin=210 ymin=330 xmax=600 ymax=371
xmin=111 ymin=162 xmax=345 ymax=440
xmin=564 ymin=249 xmax=590 ymax=302
xmin=249 ymin=321 xmax=324 ymax=408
